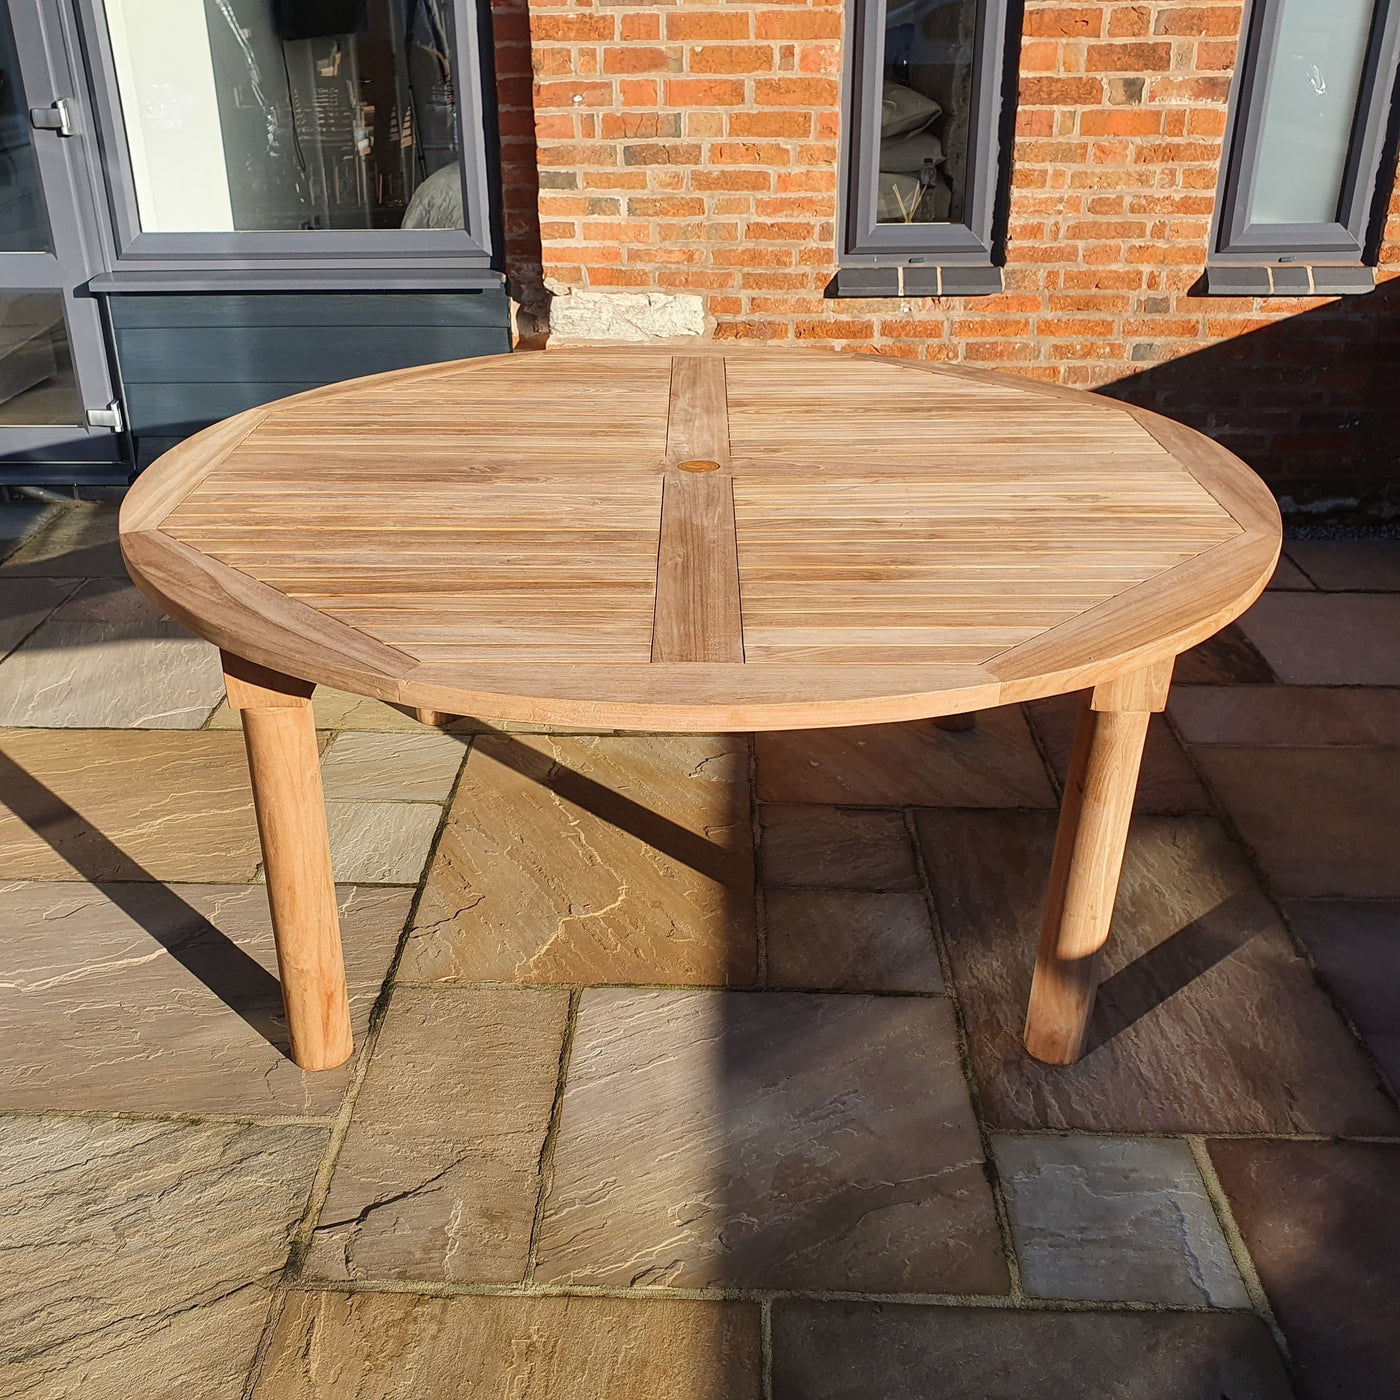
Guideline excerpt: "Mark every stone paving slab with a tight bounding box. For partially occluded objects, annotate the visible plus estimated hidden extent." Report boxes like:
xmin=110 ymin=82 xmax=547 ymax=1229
xmin=324 ymin=801 xmax=444 ymax=885
xmin=0 ymin=579 xmax=226 ymax=729
xmin=0 ymin=1116 xmax=324 ymax=1400
xmin=1194 ymin=746 xmax=1400 ymax=898
xmin=0 ymin=728 xmax=263 ymax=882
xmin=993 ymin=1134 xmax=1246 ymax=1306
xmin=318 ymin=731 xmax=468 ymax=802
xmin=0 ymin=503 xmax=126 ymax=577
xmin=1170 ymin=624 xmax=1274 ymax=684
xmin=1210 ymin=1139 xmax=1400 ymax=1400
xmin=1282 ymin=900 xmax=1400 ymax=1091
xmin=1025 ymin=695 xmax=1211 ymax=813
xmin=1284 ymin=539 xmax=1400 ymax=591
xmin=402 ymin=734 xmax=757 ymax=987
xmin=256 ymin=1291 xmax=762 ymax=1399
xmin=770 ymin=1303 xmax=1296 ymax=1399
xmin=0 ymin=501 xmax=49 ymax=547
xmin=304 ymin=986 xmax=568 ymax=1285
xmin=759 ymin=804 xmax=919 ymax=890
xmin=1235 ymin=593 xmax=1400 ymax=685
xmin=534 ymin=988 xmax=1008 ymax=1294
xmin=0 ymin=881 xmax=410 ymax=1118
xmin=764 ymin=889 xmax=944 ymax=992
xmin=0 ymin=576 xmax=78 ymax=660
xmin=917 ymin=810 xmax=1400 ymax=1134
xmin=1169 ymin=685 xmax=1400 ymax=747
xmin=755 ymin=708 xmax=1056 ymax=808
xmin=1268 ymin=552 xmax=1314 ymax=589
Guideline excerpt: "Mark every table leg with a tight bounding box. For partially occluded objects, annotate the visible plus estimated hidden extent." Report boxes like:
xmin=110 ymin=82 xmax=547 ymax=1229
xmin=1023 ymin=660 xmax=1173 ymax=1065
xmin=222 ymin=653 xmax=353 ymax=1071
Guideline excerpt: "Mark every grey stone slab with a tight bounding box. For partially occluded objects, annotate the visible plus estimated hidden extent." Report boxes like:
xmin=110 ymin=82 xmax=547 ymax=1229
xmin=1285 ymin=539 xmax=1400 ymax=592
xmin=1169 ymin=685 xmax=1400 ymax=747
xmin=1171 ymin=623 xmax=1275 ymax=685
xmin=994 ymin=1134 xmax=1247 ymax=1306
xmin=534 ymin=988 xmax=1008 ymax=1294
xmin=402 ymin=734 xmax=756 ymax=988
xmin=0 ymin=502 xmax=127 ymax=577
xmin=1283 ymin=901 xmax=1400 ymax=1091
xmin=0 ymin=502 xmax=49 ymax=545
xmin=916 ymin=810 xmax=1399 ymax=1134
xmin=755 ymin=709 xmax=1056 ymax=808
xmin=325 ymin=800 xmax=443 ymax=884
xmin=303 ymin=986 xmax=568 ymax=1284
xmin=760 ymin=804 xmax=919 ymax=891
xmin=0 ymin=881 xmax=410 ymax=1118
xmin=770 ymin=1303 xmax=1296 ymax=1400
xmin=0 ymin=729 xmax=263 ymax=882
xmin=1211 ymin=1140 xmax=1400 ymax=1400
xmin=1194 ymin=747 xmax=1400 ymax=897
xmin=1025 ymin=696 xmax=1210 ymax=813
xmin=1268 ymin=552 xmax=1315 ymax=589
xmin=0 ymin=1117 xmax=324 ymax=1400
xmin=765 ymin=889 xmax=944 ymax=992
xmin=0 ymin=576 xmax=77 ymax=661
xmin=0 ymin=579 xmax=226 ymax=728
xmin=256 ymin=1291 xmax=762 ymax=1400
xmin=1235 ymin=593 xmax=1400 ymax=685
xmin=320 ymin=730 xmax=468 ymax=801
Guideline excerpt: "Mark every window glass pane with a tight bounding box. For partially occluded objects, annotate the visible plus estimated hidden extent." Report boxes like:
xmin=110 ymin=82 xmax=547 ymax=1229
xmin=0 ymin=294 xmax=81 ymax=426
xmin=875 ymin=0 xmax=979 ymax=225
xmin=103 ymin=0 xmax=462 ymax=232
xmin=1247 ymin=0 xmax=1376 ymax=225
xmin=0 ymin=6 xmax=54 ymax=252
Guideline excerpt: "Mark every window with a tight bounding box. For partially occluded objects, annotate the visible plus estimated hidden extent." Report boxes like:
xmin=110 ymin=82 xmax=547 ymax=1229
xmin=1210 ymin=0 xmax=1400 ymax=294
xmin=835 ymin=0 xmax=1011 ymax=296
xmin=77 ymin=0 xmax=497 ymax=278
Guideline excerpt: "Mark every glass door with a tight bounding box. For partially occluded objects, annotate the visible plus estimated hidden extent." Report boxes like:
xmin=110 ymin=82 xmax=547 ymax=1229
xmin=0 ymin=0 xmax=124 ymax=478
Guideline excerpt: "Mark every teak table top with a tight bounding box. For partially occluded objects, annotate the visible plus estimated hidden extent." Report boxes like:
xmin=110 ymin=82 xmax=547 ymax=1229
xmin=119 ymin=347 xmax=1281 ymax=731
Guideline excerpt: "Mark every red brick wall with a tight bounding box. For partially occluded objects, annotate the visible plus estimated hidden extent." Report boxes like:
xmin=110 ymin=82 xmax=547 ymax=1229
xmin=496 ymin=0 xmax=1400 ymax=509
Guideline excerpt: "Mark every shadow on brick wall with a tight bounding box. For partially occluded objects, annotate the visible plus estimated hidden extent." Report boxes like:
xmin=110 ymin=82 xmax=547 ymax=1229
xmin=1097 ymin=277 xmax=1400 ymax=522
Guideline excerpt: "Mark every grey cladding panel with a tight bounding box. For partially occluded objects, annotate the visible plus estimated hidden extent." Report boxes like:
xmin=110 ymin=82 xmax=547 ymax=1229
xmin=107 ymin=291 xmax=511 ymax=329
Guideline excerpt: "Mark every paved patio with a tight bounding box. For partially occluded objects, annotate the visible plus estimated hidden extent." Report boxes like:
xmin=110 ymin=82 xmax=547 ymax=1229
xmin=1 ymin=500 xmax=1397 ymax=1399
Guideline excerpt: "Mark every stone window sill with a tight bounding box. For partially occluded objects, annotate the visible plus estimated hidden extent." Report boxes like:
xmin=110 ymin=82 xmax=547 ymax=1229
xmin=829 ymin=265 xmax=1004 ymax=298
xmin=1204 ymin=264 xmax=1375 ymax=296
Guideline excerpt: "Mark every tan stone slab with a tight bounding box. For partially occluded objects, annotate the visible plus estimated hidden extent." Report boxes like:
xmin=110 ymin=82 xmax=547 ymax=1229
xmin=1 ymin=1117 xmax=324 ymax=1399
xmin=759 ymin=804 xmax=920 ymax=890
xmin=0 ymin=579 xmax=226 ymax=729
xmin=1236 ymin=593 xmax=1400 ymax=685
xmin=0 ymin=729 xmax=263 ymax=882
xmin=0 ymin=502 xmax=126 ymax=577
xmin=320 ymin=730 xmax=468 ymax=802
xmin=765 ymin=889 xmax=944 ymax=992
xmin=1169 ymin=685 xmax=1400 ymax=747
xmin=256 ymin=1291 xmax=762 ymax=1400
xmin=0 ymin=576 xmax=78 ymax=659
xmin=916 ymin=810 xmax=1400 ymax=1134
xmin=755 ymin=708 xmax=1056 ymax=808
xmin=1194 ymin=747 xmax=1400 ymax=897
xmin=534 ymin=988 xmax=1009 ymax=1294
xmin=1171 ymin=623 xmax=1274 ymax=684
xmin=303 ymin=986 xmax=568 ymax=1284
xmin=0 ymin=881 xmax=410 ymax=1118
xmin=324 ymin=801 xmax=444 ymax=885
xmin=1025 ymin=694 xmax=1211 ymax=813
xmin=1284 ymin=539 xmax=1400 ymax=591
xmin=401 ymin=734 xmax=757 ymax=987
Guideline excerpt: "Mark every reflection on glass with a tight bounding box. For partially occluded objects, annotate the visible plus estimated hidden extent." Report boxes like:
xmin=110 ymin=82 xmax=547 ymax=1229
xmin=0 ymin=5 xmax=53 ymax=252
xmin=103 ymin=0 xmax=461 ymax=232
xmin=875 ymin=0 xmax=978 ymax=225
xmin=0 ymin=294 xmax=82 ymax=426
xmin=1248 ymin=0 xmax=1376 ymax=225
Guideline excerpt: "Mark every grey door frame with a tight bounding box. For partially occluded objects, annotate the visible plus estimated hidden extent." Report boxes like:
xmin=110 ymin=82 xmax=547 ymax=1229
xmin=0 ymin=0 xmax=125 ymax=472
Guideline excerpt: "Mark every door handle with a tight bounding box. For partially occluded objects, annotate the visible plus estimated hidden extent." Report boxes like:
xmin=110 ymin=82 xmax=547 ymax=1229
xmin=29 ymin=99 xmax=74 ymax=136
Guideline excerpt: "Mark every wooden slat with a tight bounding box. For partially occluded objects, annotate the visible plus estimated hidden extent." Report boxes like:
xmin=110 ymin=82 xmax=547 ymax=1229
xmin=665 ymin=354 xmax=730 ymax=466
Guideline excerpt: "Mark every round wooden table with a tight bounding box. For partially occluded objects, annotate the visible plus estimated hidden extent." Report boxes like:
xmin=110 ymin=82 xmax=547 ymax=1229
xmin=119 ymin=347 xmax=1280 ymax=1073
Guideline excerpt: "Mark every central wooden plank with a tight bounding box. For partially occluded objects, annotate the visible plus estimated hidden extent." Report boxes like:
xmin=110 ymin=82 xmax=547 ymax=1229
xmin=652 ymin=356 xmax=743 ymax=662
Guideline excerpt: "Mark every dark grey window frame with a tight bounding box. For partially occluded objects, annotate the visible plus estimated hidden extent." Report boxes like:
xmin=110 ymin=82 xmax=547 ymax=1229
xmin=68 ymin=0 xmax=501 ymax=288
xmin=833 ymin=0 xmax=1010 ymax=296
xmin=1208 ymin=0 xmax=1400 ymax=293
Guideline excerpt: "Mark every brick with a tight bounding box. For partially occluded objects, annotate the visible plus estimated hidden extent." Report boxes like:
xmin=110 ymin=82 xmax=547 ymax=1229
xmin=664 ymin=77 xmax=747 ymax=105
xmin=1023 ymin=8 xmax=1104 ymax=38
xmin=1079 ymin=108 xmax=1165 ymax=136
xmin=622 ymin=142 xmax=703 ymax=166
xmin=690 ymin=44 xmax=775 ymax=73
xmin=753 ymin=77 xmax=840 ymax=105
xmin=666 ymin=12 xmax=752 ymax=40
xmin=1020 ymin=77 xmax=1105 ymax=105
xmin=1084 ymin=42 xmax=1173 ymax=71
xmin=728 ymin=110 xmax=813 ymax=138
xmin=754 ymin=10 xmax=843 ymax=39
xmin=602 ymin=47 xmax=673 ymax=74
